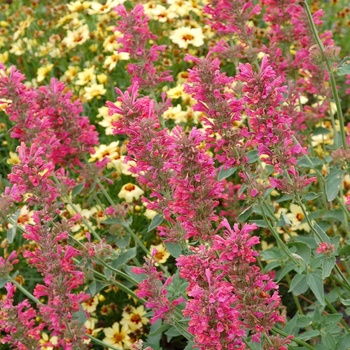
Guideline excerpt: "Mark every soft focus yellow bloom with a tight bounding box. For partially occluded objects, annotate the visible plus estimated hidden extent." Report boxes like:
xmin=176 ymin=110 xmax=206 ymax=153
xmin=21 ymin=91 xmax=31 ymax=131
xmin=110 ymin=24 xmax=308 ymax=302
xmin=150 ymin=243 xmax=170 ymax=264
xmin=89 ymin=0 xmax=125 ymax=14
xmin=89 ymin=142 xmax=120 ymax=163
xmin=62 ymin=24 xmax=90 ymax=49
xmin=286 ymin=204 xmax=310 ymax=232
xmin=6 ymin=151 xmax=20 ymax=165
xmin=103 ymin=322 xmax=132 ymax=349
xmin=84 ymin=317 xmax=103 ymax=343
xmin=0 ymin=51 xmax=9 ymax=64
xmin=97 ymin=73 xmax=108 ymax=84
xmin=118 ymin=183 xmax=144 ymax=203
xmin=83 ymin=83 xmax=107 ymax=100
xmin=61 ymin=66 xmax=80 ymax=83
xmin=67 ymin=0 xmax=92 ymax=12
xmin=120 ymin=305 xmax=149 ymax=331
xmin=39 ymin=332 xmax=58 ymax=350
xmin=37 ymin=64 xmax=54 ymax=82
xmin=170 ymin=27 xmax=204 ymax=48
xmin=104 ymin=52 xmax=130 ymax=71
xmin=75 ymin=66 xmax=96 ymax=85
xmin=82 ymin=295 xmax=99 ymax=313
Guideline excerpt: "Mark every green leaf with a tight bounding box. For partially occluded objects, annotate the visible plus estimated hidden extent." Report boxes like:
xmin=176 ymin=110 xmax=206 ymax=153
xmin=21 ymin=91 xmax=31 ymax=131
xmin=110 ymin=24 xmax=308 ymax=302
xmin=289 ymin=274 xmax=309 ymax=295
xmin=288 ymin=242 xmax=311 ymax=265
xmin=321 ymin=333 xmax=336 ymax=349
xmin=238 ymin=205 xmax=254 ymax=222
xmin=103 ymin=217 xmax=123 ymax=225
xmin=313 ymin=223 xmax=331 ymax=243
xmin=111 ymin=247 xmax=137 ymax=268
xmin=86 ymin=280 xmax=106 ymax=296
xmin=325 ymin=169 xmax=344 ymax=202
xmin=165 ymin=327 xmax=181 ymax=342
xmin=104 ymin=266 xmax=113 ymax=280
xmin=246 ymin=149 xmax=259 ymax=164
xmin=72 ymin=182 xmax=85 ymax=197
xmin=124 ymin=266 xmax=147 ymax=283
xmin=322 ymin=257 xmax=335 ymax=279
xmin=307 ymin=272 xmax=325 ymax=305
xmin=249 ymin=219 xmax=268 ymax=228
xmin=148 ymin=214 xmax=164 ymax=232
xmin=165 ymin=242 xmax=182 ymax=258
xmin=303 ymin=192 xmax=322 ymax=201
xmin=322 ymin=209 xmax=346 ymax=225
xmin=284 ymin=314 xmax=299 ymax=334
xmin=72 ymin=307 xmax=88 ymax=325
xmin=7 ymin=227 xmax=17 ymax=244
xmin=145 ymin=319 xmax=164 ymax=349
xmin=184 ymin=341 xmax=195 ymax=350
xmin=218 ymin=167 xmax=237 ymax=181
xmin=277 ymin=211 xmax=291 ymax=227
xmin=0 ymin=277 xmax=8 ymax=288
xmin=275 ymin=194 xmax=294 ymax=202
xmin=298 ymin=330 xmax=321 ymax=340
xmin=298 ymin=156 xmax=323 ymax=169
xmin=337 ymin=334 xmax=350 ymax=350
xmin=313 ymin=127 xmax=331 ymax=136
xmin=340 ymin=298 xmax=350 ymax=306
xmin=337 ymin=56 xmax=350 ymax=76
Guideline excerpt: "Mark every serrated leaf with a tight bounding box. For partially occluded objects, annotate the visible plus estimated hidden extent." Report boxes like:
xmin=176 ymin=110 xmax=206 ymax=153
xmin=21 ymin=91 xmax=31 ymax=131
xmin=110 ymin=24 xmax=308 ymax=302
xmin=184 ymin=341 xmax=195 ymax=350
xmin=249 ymin=219 xmax=268 ymax=228
xmin=298 ymin=330 xmax=321 ymax=340
xmin=313 ymin=127 xmax=331 ymax=136
xmin=165 ymin=327 xmax=181 ymax=342
xmin=72 ymin=183 xmax=85 ymax=197
xmin=307 ymin=272 xmax=325 ymax=305
xmin=86 ymin=280 xmax=106 ymax=296
xmin=337 ymin=334 xmax=350 ymax=350
xmin=289 ymin=274 xmax=309 ymax=295
xmin=148 ymin=214 xmax=164 ymax=232
xmin=103 ymin=217 xmax=123 ymax=225
xmin=303 ymin=192 xmax=322 ymax=201
xmin=298 ymin=156 xmax=323 ymax=168
xmin=246 ymin=149 xmax=259 ymax=164
xmin=340 ymin=298 xmax=350 ymax=306
xmin=7 ymin=227 xmax=17 ymax=244
xmin=238 ymin=205 xmax=254 ymax=222
xmin=104 ymin=266 xmax=113 ymax=280
xmin=322 ymin=257 xmax=335 ymax=279
xmin=0 ymin=277 xmax=8 ymax=288
xmin=321 ymin=333 xmax=336 ymax=349
xmin=325 ymin=169 xmax=344 ymax=202
xmin=337 ymin=56 xmax=350 ymax=76
xmin=112 ymin=247 xmax=136 ymax=268
xmin=124 ymin=265 xmax=147 ymax=283
xmin=165 ymin=242 xmax=182 ymax=258
xmin=72 ymin=308 xmax=88 ymax=325
xmin=218 ymin=167 xmax=237 ymax=181
xmin=288 ymin=242 xmax=311 ymax=265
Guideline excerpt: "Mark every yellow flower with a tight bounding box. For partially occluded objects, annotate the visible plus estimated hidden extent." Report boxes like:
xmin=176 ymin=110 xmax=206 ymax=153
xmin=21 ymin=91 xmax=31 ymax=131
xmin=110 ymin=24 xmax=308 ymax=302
xmin=75 ymin=66 xmax=96 ymax=86
xmin=167 ymin=0 xmax=192 ymax=17
xmin=39 ymin=332 xmax=58 ymax=350
xmin=82 ymin=295 xmax=99 ymax=313
xmin=83 ymin=83 xmax=107 ymax=101
xmin=150 ymin=243 xmax=170 ymax=264
xmin=61 ymin=66 xmax=80 ymax=83
xmin=37 ymin=64 xmax=54 ymax=82
xmin=6 ymin=151 xmax=20 ymax=165
xmin=170 ymin=27 xmax=204 ymax=49
xmin=97 ymin=73 xmax=108 ymax=84
xmin=103 ymin=322 xmax=132 ymax=349
xmin=62 ymin=24 xmax=90 ymax=49
xmin=163 ymin=104 xmax=187 ymax=123
xmin=84 ymin=317 xmax=103 ymax=343
xmin=286 ymin=204 xmax=310 ymax=232
xmin=104 ymin=52 xmax=130 ymax=71
xmin=88 ymin=0 xmax=125 ymax=15
xmin=7 ymin=205 xmax=35 ymax=229
xmin=89 ymin=142 xmax=120 ymax=163
xmin=118 ymin=183 xmax=144 ymax=203
xmin=120 ymin=305 xmax=149 ymax=331
xmin=67 ymin=0 xmax=92 ymax=12
xmin=0 ymin=51 xmax=8 ymax=64
xmin=144 ymin=4 xmax=177 ymax=22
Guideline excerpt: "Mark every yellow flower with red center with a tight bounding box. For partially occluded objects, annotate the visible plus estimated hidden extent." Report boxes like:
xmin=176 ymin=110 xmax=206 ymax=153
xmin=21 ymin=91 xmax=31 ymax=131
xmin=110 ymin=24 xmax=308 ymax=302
xmin=103 ymin=322 xmax=132 ymax=349
xmin=118 ymin=183 xmax=144 ymax=203
xmin=120 ymin=305 xmax=149 ymax=331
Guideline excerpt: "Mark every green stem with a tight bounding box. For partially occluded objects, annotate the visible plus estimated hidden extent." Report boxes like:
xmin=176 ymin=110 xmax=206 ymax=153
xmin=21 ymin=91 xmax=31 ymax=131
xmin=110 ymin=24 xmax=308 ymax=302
xmin=272 ymin=326 xmax=316 ymax=349
xmin=86 ymin=334 xmax=123 ymax=350
xmin=325 ymin=297 xmax=350 ymax=332
xmin=51 ymin=174 xmax=102 ymax=242
xmin=285 ymin=274 xmax=304 ymax=315
xmin=11 ymin=279 xmax=43 ymax=305
xmin=302 ymin=0 xmax=347 ymax=150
